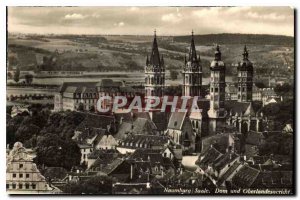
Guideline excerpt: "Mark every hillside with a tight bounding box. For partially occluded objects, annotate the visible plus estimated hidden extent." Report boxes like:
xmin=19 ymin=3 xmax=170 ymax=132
xmin=174 ymin=33 xmax=294 ymax=46
xmin=7 ymin=33 xmax=294 ymax=80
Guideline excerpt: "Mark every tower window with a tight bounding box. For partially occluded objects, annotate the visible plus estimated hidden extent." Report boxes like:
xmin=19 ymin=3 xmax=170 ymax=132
xmin=13 ymin=174 xmax=16 ymax=178
xmin=19 ymin=164 xmax=23 ymax=169
xmin=215 ymin=88 xmax=219 ymax=92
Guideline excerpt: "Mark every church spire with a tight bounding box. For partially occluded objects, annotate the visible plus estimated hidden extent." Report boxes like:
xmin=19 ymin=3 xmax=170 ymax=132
xmin=214 ymin=45 xmax=221 ymax=61
xmin=188 ymin=30 xmax=198 ymax=62
xmin=149 ymin=29 xmax=161 ymax=66
xmin=243 ymin=45 xmax=249 ymax=60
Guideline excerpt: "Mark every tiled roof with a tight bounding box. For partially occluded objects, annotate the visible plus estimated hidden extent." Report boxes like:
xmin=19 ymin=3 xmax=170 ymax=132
xmin=151 ymin=112 xmax=169 ymax=131
xmin=252 ymin=171 xmax=293 ymax=188
xmin=120 ymin=134 xmax=169 ymax=149
xmin=196 ymin=146 xmax=223 ymax=170
xmin=87 ymin=149 xmax=119 ymax=159
xmin=213 ymin=153 xmax=238 ymax=171
xmin=75 ymin=113 xmax=115 ymax=132
xmin=58 ymin=82 xmax=97 ymax=93
xmin=167 ymin=112 xmax=187 ymax=130
xmin=217 ymin=160 xmax=241 ymax=185
xmin=231 ymin=164 xmax=260 ymax=188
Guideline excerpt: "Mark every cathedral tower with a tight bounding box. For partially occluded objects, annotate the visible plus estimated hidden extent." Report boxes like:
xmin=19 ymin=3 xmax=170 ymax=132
xmin=145 ymin=31 xmax=165 ymax=98
xmin=208 ymin=45 xmax=226 ymax=132
xmin=182 ymin=31 xmax=202 ymax=97
xmin=237 ymin=46 xmax=253 ymax=102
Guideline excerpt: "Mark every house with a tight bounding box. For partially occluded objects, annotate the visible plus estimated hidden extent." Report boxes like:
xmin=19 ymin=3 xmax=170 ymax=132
xmin=165 ymin=112 xmax=200 ymax=153
xmin=231 ymin=164 xmax=293 ymax=190
xmin=87 ymin=149 xmax=122 ymax=170
xmin=78 ymin=144 xmax=93 ymax=165
xmin=261 ymin=88 xmax=280 ymax=106
xmin=94 ymin=134 xmax=118 ymax=150
xmin=117 ymin=134 xmax=170 ymax=154
xmin=6 ymin=142 xmax=61 ymax=194
xmin=128 ymin=148 xmax=176 ymax=180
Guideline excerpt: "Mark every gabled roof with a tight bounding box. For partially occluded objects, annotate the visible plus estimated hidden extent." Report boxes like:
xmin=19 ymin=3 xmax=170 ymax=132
xmin=75 ymin=113 xmax=115 ymax=132
xmin=213 ymin=153 xmax=238 ymax=171
xmin=167 ymin=112 xmax=187 ymax=130
xmin=132 ymin=117 xmax=157 ymax=134
xmin=231 ymin=164 xmax=260 ymax=188
xmin=196 ymin=146 xmax=223 ymax=170
xmin=244 ymin=103 xmax=255 ymax=116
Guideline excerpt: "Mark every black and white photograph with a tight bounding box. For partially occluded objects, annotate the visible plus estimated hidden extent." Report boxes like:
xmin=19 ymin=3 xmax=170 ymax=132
xmin=5 ymin=6 xmax=295 ymax=195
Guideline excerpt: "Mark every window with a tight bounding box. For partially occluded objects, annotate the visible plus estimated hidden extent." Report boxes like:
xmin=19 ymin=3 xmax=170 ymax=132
xmin=12 ymin=184 xmax=16 ymax=189
xmin=25 ymin=183 xmax=30 ymax=189
xmin=26 ymin=174 xmax=29 ymax=178
xmin=32 ymin=184 xmax=36 ymax=190
xmin=19 ymin=164 xmax=23 ymax=169
xmin=6 ymin=184 xmax=9 ymax=189
xmin=19 ymin=184 xmax=23 ymax=189
xmin=19 ymin=174 xmax=23 ymax=178
xmin=164 ymin=153 xmax=167 ymax=157
xmin=13 ymin=174 xmax=16 ymax=178
xmin=215 ymin=88 xmax=218 ymax=92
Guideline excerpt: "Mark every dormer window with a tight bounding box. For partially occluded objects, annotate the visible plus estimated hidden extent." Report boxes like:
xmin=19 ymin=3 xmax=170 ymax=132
xmin=174 ymin=121 xmax=177 ymax=126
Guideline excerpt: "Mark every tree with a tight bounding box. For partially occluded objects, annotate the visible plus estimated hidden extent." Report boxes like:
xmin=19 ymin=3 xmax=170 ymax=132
xmin=14 ymin=66 xmax=20 ymax=83
xmin=24 ymin=74 xmax=34 ymax=84
xmin=170 ymin=70 xmax=179 ymax=80
xmin=255 ymin=81 xmax=266 ymax=88
xmin=15 ymin=123 xmax=40 ymax=144
xmin=35 ymin=133 xmax=81 ymax=170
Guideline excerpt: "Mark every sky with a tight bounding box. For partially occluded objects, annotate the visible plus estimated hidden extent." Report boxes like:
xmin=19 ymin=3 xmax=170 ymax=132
xmin=7 ymin=6 xmax=294 ymax=36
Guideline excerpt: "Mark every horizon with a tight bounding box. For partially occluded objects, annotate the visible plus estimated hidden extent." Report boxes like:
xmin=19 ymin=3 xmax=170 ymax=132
xmin=8 ymin=32 xmax=294 ymax=37
xmin=8 ymin=7 xmax=294 ymax=37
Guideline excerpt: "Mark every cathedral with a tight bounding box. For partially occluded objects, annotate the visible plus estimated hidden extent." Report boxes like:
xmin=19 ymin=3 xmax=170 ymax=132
xmin=145 ymin=31 xmax=264 ymax=153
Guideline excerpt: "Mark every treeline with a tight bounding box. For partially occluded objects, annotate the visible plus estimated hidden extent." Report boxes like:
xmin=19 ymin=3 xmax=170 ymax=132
xmin=174 ymin=33 xmax=294 ymax=46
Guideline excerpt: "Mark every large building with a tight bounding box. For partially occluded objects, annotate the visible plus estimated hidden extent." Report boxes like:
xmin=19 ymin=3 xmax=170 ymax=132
xmin=54 ymin=79 xmax=137 ymax=112
xmin=144 ymin=31 xmax=165 ymax=98
xmin=182 ymin=31 xmax=202 ymax=97
xmin=6 ymin=142 xmax=61 ymax=194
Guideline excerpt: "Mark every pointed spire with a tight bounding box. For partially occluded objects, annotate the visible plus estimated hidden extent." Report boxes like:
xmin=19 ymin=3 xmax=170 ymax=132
xmin=243 ymin=45 xmax=249 ymax=60
xmin=188 ymin=30 xmax=198 ymax=62
xmin=149 ymin=29 xmax=161 ymax=66
xmin=214 ymin=45 xmax=221 ymax=61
